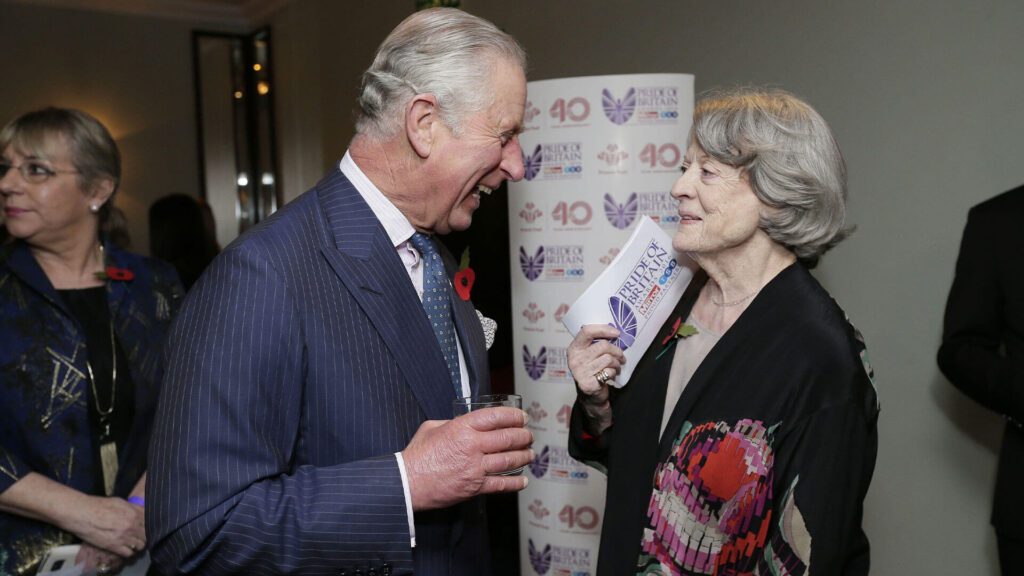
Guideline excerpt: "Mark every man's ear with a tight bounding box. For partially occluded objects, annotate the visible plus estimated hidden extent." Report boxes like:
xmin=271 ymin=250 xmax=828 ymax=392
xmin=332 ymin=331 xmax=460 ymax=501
xmin=406 ymin=93 xmax=440 ymax=159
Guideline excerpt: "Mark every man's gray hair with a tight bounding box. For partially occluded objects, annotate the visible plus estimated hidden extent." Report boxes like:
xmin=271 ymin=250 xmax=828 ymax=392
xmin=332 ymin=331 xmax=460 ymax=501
xmin=691 ymin=87 xmax=850 ymax=268
xmin=355 ymin=7 xmax=527 ymax=141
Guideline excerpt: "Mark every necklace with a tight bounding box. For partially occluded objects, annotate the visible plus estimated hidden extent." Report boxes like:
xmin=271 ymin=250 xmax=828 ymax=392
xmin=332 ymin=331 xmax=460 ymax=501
xmin=709 ymin=290 xmax=758 ymax=307
xmin=84 ymin=322 xmax=117 ymax=429
xmin=85 ymin=244 xmax=120 ymax=496
xmin=707 ymin=278 xmax=763 ymax=307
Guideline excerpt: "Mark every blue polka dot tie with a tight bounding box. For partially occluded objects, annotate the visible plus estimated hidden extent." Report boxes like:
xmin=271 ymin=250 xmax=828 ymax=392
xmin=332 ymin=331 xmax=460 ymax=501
xmin=409 ymin=232 xmax=462 ymax=395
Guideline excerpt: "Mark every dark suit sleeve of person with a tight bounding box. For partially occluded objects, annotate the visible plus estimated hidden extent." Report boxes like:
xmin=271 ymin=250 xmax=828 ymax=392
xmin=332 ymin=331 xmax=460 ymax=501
xmin=938 ymin=203 xmax=1024 ymax=424
xmin=146 ymin=241 xmax=412 ymax=575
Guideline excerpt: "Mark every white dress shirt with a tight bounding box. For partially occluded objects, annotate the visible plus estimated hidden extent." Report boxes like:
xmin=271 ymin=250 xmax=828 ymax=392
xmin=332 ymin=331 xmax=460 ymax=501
xmin=339 ymin=152 xmax=471 ymax=547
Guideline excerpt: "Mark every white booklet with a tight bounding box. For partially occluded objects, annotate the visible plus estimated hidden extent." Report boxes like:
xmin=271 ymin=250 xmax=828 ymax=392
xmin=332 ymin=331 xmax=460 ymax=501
xmin=562 ymin=216 xmax=695 ymax=386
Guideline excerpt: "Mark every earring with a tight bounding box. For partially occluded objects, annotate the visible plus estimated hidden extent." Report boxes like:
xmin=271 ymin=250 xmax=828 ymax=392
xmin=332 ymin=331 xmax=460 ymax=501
xmin=90 ymin=204 xmax=100 ymax=214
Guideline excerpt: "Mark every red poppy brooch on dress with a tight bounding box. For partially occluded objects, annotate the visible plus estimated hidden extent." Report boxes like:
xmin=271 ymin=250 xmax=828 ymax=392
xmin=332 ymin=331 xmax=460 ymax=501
xmin=96 ymin=266 xmax=135 ymax=282
xmin=656 ymin=316 xmax=698 ymax=359
xmin=454 ymin=248 xmax=475 ymax=301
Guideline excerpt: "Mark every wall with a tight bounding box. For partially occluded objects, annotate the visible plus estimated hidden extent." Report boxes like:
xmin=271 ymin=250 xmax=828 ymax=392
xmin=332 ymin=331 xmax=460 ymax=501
xmin=269 ymin=1 xmax=1024 ymax=574
xmin=0 ymin=1 xmax=237 ymax=255
xmin=269 ymin=0 xmax=417 ymax=201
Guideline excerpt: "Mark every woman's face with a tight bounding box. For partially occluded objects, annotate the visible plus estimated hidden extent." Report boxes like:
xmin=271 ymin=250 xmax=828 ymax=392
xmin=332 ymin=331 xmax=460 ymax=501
xmin=0 ymin=135 xmax=105 ymax=248
xmin=670 ymin=142 xmax=766 ymax=257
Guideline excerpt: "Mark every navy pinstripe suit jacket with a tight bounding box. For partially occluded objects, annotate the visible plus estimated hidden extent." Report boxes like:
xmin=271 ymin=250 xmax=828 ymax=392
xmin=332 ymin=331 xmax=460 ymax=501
xmin=147 ymin=169 xmax=492 ymax=575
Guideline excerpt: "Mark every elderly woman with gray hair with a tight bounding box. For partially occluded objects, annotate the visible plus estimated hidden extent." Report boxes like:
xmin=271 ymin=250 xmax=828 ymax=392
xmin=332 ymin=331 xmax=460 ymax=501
xmin=567 ymin=87 xmax=879 ymax=575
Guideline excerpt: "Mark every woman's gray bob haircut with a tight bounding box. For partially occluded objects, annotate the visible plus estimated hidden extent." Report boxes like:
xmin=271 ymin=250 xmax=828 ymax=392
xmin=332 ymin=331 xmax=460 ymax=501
xmin=355 ymin=7 xmax=527 ymax=141
xmin=691 ymin=87 xmax=851 ymax=268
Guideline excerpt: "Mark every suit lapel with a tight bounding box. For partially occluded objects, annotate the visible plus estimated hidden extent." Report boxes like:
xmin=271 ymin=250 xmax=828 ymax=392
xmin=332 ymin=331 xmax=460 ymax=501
xmin=438 ymin=245 xmax=489 ymax=396
xmin=315 ymin=170 xmax=456 ymax=420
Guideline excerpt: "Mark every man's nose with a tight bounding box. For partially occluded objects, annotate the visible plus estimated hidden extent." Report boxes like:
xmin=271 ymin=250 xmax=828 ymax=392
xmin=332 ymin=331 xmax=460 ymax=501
xmin=502 ymin=137 xmax=525 ymax=182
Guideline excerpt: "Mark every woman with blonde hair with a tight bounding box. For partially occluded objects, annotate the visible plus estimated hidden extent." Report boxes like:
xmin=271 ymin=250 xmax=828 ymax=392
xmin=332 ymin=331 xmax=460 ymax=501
xmin=0 ymin=107 xmax=183 ymax=574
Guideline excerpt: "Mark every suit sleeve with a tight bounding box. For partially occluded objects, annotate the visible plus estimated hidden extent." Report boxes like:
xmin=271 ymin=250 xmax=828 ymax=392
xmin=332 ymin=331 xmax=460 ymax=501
xmin=146 ymin=241 xmax=412 ymax=575
xmin=938 ymin=207 xmax=1024 ymax=424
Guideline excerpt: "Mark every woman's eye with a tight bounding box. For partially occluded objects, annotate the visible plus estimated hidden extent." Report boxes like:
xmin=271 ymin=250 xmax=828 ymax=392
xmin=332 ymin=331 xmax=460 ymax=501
xmin=27 ymin=162 xmax=54 ymax=176
xmin=679 ymin=164 xmax=690 ymax=173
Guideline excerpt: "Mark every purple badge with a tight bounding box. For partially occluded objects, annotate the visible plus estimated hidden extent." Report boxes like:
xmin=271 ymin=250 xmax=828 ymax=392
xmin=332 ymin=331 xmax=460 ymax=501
xmin=523 ymin=144 xmax=542 ymax=181
xmin=519 ymin=245 xmax=545 ymax=281
xmin=522 ymin=345 xmax=547 ymax=381
xmin=602 ymin=87 xmax=636 ymax=125
xmin=603 ymin=192 xmax=638 ymax=229
xmin=528 ymin=539 xmax=552 ymax=574
xmin=529 ymin=445 xmax=551 ymax=479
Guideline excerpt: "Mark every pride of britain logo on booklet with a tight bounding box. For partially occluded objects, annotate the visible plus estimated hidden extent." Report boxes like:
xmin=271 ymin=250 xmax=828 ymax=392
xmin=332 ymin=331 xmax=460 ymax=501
xmin=561 ymin=215 xmax=696 ymax=386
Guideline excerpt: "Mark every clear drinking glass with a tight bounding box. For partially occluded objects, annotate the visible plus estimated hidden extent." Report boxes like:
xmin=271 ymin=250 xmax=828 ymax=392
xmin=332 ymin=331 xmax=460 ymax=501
xmin=453 ymin=393 xmax=525 ymax=475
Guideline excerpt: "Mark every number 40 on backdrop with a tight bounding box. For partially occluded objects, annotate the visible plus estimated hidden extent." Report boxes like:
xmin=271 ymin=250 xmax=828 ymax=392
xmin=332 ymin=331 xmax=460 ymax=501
xmin=509 ymin=73 xmax=694 ymax=575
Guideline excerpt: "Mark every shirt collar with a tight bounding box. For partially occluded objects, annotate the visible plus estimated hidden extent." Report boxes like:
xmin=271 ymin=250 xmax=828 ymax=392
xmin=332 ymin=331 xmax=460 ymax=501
xmin=339 ymin=151 xmax=415 ymax=248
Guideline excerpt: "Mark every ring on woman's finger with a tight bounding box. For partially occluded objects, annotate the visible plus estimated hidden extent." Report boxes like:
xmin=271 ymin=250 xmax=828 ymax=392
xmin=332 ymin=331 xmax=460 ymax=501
xmin=594 ymin=369 xmax=611 ymax=385
xmin=97 ymin=563 xmax=112 ymax=575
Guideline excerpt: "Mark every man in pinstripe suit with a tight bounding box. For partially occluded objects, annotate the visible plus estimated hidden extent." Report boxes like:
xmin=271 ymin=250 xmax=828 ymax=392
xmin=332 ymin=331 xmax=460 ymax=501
xmin=146 ymin=8 xmax=533 ymax=575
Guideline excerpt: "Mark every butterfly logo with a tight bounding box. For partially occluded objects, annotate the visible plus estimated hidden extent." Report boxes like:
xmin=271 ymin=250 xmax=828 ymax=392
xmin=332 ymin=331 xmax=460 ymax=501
xmin=519 ymin=245 xmax=545 ymax=281
xmin=522 ymin=345 xmax=547 ymax=381
xmin=523 ymin=144 xmax=543 ymax=181
xmin=528 ymin=539 xmax=553 ymax=575
xmin=604 ymin=192 xmax=638 ymax=229
xmin=608 ymin=296 xmax=638 ymax=351
xmin=529 ymin=445 xmax=551 ymax=479
xmin=602 ymin=87 xmax=636 ymax=125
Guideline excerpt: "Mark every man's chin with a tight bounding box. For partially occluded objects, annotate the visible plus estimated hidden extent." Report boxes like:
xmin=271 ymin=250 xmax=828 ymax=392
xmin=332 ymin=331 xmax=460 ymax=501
xmin=444 ymin=213 xmax=475 ymax=234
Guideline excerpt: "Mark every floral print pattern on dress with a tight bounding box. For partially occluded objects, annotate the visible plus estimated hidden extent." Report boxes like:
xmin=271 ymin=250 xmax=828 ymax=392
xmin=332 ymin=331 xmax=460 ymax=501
xmin=638 ymin=418 xmax=809 ymax=575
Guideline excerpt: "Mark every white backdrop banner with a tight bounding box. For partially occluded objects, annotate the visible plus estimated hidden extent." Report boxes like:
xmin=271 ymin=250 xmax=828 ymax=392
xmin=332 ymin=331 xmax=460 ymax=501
xmin=510 ymin=73 xmax=694 ymax=575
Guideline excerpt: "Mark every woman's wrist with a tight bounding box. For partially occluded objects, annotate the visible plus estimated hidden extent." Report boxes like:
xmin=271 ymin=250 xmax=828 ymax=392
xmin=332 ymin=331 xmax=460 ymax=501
xmin=580 ymin=399 xmax=613 ymax=436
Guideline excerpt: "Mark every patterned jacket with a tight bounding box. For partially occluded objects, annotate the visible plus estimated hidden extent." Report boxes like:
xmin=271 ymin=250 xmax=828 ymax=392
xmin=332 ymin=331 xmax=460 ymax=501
xmin=569 ymin=263 xmax=879 ymax=576
xmin=0 ymin=241 xmax=183 ymax=575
